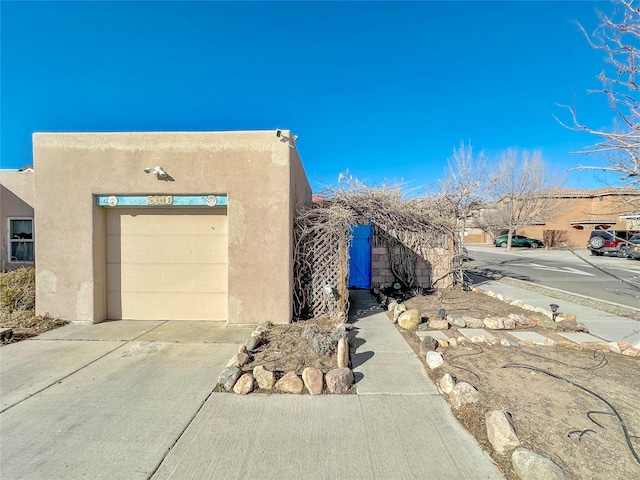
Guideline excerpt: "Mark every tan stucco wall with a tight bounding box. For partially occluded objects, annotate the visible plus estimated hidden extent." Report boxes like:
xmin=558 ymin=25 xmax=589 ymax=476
xmin=33 ymin=130 xmax=311 ymax=324
xmin=521 ymin=194 xmax=638 ymax=247
xmin=0 ymin=170 xmax=35 ymax=270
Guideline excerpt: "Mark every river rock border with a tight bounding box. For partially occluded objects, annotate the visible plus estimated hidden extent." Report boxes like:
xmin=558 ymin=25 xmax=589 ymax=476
xmin=383 ymin=289 xmax=638 ymax=480
xmin=215 ymin=323 xmax=355 ymax=395
xmin=472 ymin=286 xmax=640 ymax=357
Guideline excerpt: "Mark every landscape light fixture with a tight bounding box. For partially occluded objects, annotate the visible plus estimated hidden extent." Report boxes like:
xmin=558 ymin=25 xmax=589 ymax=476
xmin=438 ymin=308 xmax=446 ymax=320
xmin=550 ymin=304 xmax=560 ymax=321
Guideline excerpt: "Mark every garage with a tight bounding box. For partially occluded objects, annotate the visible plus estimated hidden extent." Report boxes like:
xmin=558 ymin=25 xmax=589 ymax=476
xmin=106 ymin=206 xmax=228 ymax=321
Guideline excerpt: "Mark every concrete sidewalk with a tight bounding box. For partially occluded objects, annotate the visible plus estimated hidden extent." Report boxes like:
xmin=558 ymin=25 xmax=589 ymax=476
xmin=151 ymin=291 xmax=501 ymax=479
xmin=472 ymin=279 xmax=640 ymax=348
xmin=1 ymin=297 xmax=502 ymax=480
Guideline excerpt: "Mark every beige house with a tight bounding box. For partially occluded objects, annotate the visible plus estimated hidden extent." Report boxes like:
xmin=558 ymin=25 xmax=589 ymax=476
xmin=5 ymin=130 xmax=311 ymax=325
xmin=464 ymin=187 xmax=640 ymax=246
xmin=0 ymin=166 xmax=35 ymax=271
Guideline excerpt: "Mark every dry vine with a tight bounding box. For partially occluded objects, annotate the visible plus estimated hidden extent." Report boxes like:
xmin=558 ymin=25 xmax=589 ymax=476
xmin=292 ymin=181 xmax=457 ymax=320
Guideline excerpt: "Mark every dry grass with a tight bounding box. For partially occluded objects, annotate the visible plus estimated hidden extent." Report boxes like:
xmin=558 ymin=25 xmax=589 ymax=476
xmin=1 ymin=267 xmax=67 ymax=343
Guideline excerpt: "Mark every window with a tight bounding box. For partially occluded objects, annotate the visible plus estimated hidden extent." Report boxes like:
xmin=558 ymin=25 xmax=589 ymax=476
xmin=9 ymin=218 xmax=34 ymax=263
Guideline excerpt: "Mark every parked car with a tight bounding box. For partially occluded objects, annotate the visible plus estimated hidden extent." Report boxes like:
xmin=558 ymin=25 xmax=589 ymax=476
xmin=587 ymin=230 xmax=640 ymax=257
xmin=626 ymin=233 xmax=640 ymax=260
xmin=494 ymin=234 xmax=544 ymax=248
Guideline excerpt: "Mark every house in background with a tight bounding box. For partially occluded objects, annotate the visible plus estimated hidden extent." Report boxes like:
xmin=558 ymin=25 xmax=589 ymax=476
xmin=464 ymin=187 xmax=640 ymax=247
xmin=5 ymin=130 xmax=311 ymax=326
xmin=0 ymin=166 xmax=35 ymax=271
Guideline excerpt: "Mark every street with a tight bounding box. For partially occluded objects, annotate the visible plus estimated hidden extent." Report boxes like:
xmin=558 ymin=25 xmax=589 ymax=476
xmin=465 ymin=245 xmax=640 ymax=309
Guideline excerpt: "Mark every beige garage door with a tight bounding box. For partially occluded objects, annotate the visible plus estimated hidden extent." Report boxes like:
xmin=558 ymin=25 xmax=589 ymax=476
xmin=106 ymin=207 xmax=227 ymax=320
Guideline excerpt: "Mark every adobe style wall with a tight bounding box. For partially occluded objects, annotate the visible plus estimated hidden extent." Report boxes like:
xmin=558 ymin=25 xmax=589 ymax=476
xmin=0 ymin=170 xmax=35 ymax=270
xmin=32 ymin=130 xmax=311 ymax=324
xmin=521 ymin=194 xmax=638 ymax=247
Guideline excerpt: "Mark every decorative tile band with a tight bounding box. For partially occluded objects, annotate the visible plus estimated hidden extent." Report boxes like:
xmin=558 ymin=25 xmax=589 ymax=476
xmin=96 ymin=194 xmax=228 ymax=207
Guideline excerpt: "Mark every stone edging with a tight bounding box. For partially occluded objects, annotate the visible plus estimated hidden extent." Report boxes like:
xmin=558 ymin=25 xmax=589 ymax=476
xmin=215 ymin=322 xmax=355 ymax=395
xmin=471 ymin=285 xmax=640 ymax=357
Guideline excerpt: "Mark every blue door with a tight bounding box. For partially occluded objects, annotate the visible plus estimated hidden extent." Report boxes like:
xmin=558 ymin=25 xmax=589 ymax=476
xmin=348 ymin=224 xmax=372 ymax=288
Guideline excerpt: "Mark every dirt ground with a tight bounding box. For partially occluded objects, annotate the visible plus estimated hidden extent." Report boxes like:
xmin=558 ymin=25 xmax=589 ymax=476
xmin=0 ymin=312 xmax=67 ymax=344
xmin=243 ymin=316 xmax=340 ymax=374
xmin=395 ymin=289 xmax=640 ymax=480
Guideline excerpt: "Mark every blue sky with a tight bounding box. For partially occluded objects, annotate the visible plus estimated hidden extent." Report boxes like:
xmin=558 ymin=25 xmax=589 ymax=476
xmin=0 ymin=1 xmax=624 ymax=191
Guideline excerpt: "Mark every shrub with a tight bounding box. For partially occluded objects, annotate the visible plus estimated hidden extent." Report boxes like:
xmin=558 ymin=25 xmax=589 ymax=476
xmin=0 ymin=267 xmax=36 ymax=313
xmin=303 ymin=323 xmax=348 ymax=357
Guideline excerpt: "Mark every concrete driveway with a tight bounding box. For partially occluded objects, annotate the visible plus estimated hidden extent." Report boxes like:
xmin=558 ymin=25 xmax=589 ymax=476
xmin=1 ymin=305 xmax=502 ymax=480
xmin=0 ymin=320 xmax=253 ymax=479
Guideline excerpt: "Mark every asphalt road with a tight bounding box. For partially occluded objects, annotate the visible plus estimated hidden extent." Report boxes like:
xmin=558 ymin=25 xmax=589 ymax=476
xmin=465 ymin=245 xmax=640 ymax=309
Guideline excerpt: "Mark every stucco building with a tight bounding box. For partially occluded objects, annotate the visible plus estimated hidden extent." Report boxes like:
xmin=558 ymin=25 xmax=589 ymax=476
xmin=0 ymin=166 xmax=35 ymax=271
xmin=464 ymin=187 xmax=640 ymax=246
xmin=1 ymin=130 xmax=311 ymax=325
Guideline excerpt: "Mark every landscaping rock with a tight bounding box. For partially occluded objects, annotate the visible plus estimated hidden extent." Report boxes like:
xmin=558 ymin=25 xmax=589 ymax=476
xmin=483 ymin=316 xmax=505 ymax=329
xmin=557 ymin=320 xmax=588 ymax=332
xmin=275 ymin=371 xmax=304 ymax=394
xmin=622 ymin=346 xmax=640 ymax=357
xmin=485 ymin=410 xmax=520 ymax=455
xmin=447 ymin=315 xmax=466 ymax=328
xmin=449 ymin=382 xmax=480 ymax=407
xmin=302 ymin=367 xmax=324 ymax=395
xmin=439 ymin=373 xmax=456 ymax=394
xmin=608 ymin=342 xmax=622 ymax=354
xmin=531 ymin=314 xmax=557 ymax=329
xmin=398 ymin=309 xmax=421 ymax=329
xmin=245 ymin=335 xmax=262 ymax=352
xmin=510 ymin=300 xmax=525 ymax=308
xmin=470 ymin=335 xmax=488 ymax=343
xmin=428 ymin=318 xmax=449 ymax=330
xmin=508 ymin=313 xmax=534 ymax=327
xmin=253 ymin=365 xmax=276 ymax=390
xmin=555 ymin=313 xmax=576 ymax=322
xmin=393 ymin=304 xmax=407 ymax=323
xmin=0 ymin=328 xmax=13 ymax=341
xmin=511 ymin=448 xmax=567 ymax=480
xmin=217 ymin=366 xmax=241 ymax=391
xmin=252 ymin=324 xmax=269 ymax=337
xmin=426 ymin=351 xmax=444 ymax=369
xmin=227 ymin=352 xmax=251 ymax=368
xmin=325 ymin=368 xmax=354 ymax=394
xmin=238 ymin=345 xmax=248 ymax=354
xmin=387 ymin=300 xmax=398 ymax=312
xmin=233 ymin=373 xmax=255 ymax=395
xmin=337 ymin=338 xmax=349 ymax=368
xmin=463 ymin=316 xmax=484 ymax=328
xmin=419 ymin=336 xmax=439 ymax=356
xmin=417 ymin=322 xmax=431 ymax=331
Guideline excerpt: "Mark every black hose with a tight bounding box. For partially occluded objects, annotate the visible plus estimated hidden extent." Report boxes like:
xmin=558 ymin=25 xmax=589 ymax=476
xmin=520 ymin=349 xmax=608 ymax=370
xmin=502 ymin=363 xmax=640 ymax=464
xmin=445 ymin=343 xmax=483 ymax=384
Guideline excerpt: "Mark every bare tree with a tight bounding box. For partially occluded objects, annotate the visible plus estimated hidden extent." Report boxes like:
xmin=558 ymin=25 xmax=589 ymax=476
xmin=556 ymin=0 xmax=640 ymax=195
xmin=437 ymin=142 xmax=490 ymax=283
xmin=487 ymin=149 xmax=566 ymax=251
xmin=474 ymin=207 xmax=506 ymax=242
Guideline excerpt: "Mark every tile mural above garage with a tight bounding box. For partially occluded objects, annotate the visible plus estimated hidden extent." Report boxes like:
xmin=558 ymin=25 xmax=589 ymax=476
xmin=95 ymin=195 xmax=228 ymax=207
